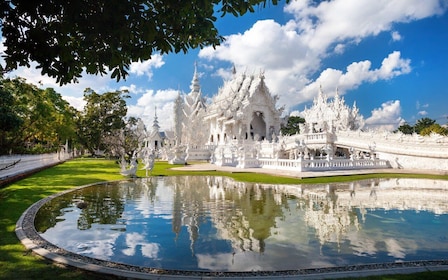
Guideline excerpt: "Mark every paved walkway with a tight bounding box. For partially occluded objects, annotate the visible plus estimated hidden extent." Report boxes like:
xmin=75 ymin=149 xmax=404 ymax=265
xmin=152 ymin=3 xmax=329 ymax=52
xmin=171 ymin=162 xmax=448 ymax=179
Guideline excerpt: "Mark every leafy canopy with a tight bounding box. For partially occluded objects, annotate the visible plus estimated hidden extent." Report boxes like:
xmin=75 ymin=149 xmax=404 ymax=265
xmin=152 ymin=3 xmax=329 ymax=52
xmin=0 ymin=0 xmax=286 ymax=85
xmin=396 ymin=117 xmax=447 ymax=136
xmin=281 ymin=116 xmax=305 ymax=135
xmin=76 ymin=88 xmax=129 ymax=155
xmin=0 ymin=77 xmax=77 ymax=154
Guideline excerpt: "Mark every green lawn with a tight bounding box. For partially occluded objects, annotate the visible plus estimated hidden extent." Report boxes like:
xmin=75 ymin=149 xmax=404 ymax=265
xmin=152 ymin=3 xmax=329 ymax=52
xmin=1 ymin=158 xmax=447 ymax=280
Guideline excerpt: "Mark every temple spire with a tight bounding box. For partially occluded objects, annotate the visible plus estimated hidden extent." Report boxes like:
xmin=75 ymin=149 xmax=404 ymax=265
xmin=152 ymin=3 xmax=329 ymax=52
xmin=152 ymin=106 xmax=160 ymax=131
xmin=190 ymin=62 xmax=201 ymax=93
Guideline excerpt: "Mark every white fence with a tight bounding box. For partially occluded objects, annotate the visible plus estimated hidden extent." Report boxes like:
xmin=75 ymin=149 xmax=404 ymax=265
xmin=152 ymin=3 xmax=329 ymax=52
xmin=259 ymin=157 xmax=390 ymax=172
xmin=0 ymin=152 xmax=71 ymax=182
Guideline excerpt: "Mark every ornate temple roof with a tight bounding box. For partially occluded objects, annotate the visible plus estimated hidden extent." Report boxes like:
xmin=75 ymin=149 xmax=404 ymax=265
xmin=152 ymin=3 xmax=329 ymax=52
xmin=301 ymin=86 xmax=364 ymax=132
xmin=205 ymin=69 xmax=281 ymax=121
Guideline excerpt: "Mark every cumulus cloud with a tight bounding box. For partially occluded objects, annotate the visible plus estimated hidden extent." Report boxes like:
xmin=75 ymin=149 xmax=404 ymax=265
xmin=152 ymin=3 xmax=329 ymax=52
xmin=199 ymin=0 xmax=445 ymax=110
xmin=285 ymin=0 xmax=445 ymax=52
xmin=129 ymin=54 xmax=165 ymax=79
xmin=299 ymin=51 xmax=411 ymax=102
xmin=365 ymin=100 xmax=405 ymax=131
xmin=127 ymin=89 xmax=180 ymax=131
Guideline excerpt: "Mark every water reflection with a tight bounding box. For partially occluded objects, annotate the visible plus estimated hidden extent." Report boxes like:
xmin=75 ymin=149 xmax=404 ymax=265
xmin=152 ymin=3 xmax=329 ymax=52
xmin=35 ymin=177 xmax=448 ymax=271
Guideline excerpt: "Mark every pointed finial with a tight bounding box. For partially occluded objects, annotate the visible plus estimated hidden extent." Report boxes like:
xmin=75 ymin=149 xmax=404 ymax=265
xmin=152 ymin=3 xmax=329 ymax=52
xmin=190 ymin=62 xmax=201 ymax=93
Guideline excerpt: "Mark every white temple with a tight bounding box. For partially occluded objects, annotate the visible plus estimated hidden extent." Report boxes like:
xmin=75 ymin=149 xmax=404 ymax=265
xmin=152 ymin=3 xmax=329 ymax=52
xmin=141 ymin=66 xmax=448 ymax=172
xmin=300 ymin=86 xmax=364 ymax=133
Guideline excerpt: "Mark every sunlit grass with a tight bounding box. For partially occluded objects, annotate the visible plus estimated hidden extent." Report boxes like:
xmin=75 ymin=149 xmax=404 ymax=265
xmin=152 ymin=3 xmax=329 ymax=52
xmin=0 ymin=158 xmax=447 ymax=280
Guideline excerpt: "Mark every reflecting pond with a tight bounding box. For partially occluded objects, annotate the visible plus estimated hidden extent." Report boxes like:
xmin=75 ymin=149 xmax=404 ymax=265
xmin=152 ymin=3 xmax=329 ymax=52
xmin=35 ymin=176 xmax=448 ymax=272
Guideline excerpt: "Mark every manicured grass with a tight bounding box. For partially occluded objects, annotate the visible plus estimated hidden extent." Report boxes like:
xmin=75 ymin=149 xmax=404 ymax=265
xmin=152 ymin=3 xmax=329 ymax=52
xmin=143 ymin=160 xmax=448 ymax=184
xmin=1 ymin=158 xmax=447 ymax=280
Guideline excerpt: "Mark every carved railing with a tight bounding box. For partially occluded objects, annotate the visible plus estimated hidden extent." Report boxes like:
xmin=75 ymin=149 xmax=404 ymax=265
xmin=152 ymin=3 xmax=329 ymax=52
xmin=334 ymin=130 xmax=448 ymax=158
xmin=258 ymin=157 xmax=389 ymax=172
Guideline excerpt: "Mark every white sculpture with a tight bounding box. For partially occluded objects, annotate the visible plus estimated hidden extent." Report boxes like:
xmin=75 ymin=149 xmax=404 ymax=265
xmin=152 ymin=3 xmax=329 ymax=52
xmin=120 ymin=154 xmax=138 ymax=177
xmin=141 ymin=148 xmax=155 ymax=176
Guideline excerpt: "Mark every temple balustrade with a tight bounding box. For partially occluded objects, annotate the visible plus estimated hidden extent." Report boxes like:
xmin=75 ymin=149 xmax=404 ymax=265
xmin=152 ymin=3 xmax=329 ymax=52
xmin=184 ymin=128 xmax=447 ymax=171
xmin=334 ymin=130 xmax=448 ymax=158
xmin=185 ymin=144 xmax=215 ymax=161
xmin=258 ymin=157 xmax=389 ymax=172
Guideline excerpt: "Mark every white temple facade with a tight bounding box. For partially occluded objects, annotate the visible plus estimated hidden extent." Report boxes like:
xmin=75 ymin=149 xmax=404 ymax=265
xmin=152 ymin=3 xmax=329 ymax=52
xmin=204 ymin=68 xmax=284 ymax=144
xmin=301 ymin=86 xmax=364 ymax=133
xmin=153 ymin=66 xmax=448 ymax=172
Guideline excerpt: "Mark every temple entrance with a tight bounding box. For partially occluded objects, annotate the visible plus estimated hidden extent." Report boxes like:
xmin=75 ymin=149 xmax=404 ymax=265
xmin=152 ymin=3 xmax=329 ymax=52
xmin=250 ymin=111 xmax=266 ymax=140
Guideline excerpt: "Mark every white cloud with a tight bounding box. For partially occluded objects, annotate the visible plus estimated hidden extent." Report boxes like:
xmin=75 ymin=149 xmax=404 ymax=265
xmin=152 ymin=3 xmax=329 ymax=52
xmin=119 ymin=84 xmax=145 ymax=95
xmin=300 ymin=51 xmax=411 ymax=102
xmin=416 ymin=101 xmax=430 ymax=110
xmin=391 ymin=31 xmax=402 ymax=41
xmin=199 ymin=0 xmax=445 ymax=111
xmin=365 ymin=100 xmax=404 ymax=131
xmin=61 ymin=95 xmax=86 ymax=111
xmin=212 ymin=67 xmax=234 ymax=81
xmin=127 ymin=89 xmax=180 ymax=130
xmin=418 ymin=110 xmax=428 ymax=116
xmin=129 ymin=54 xmax=165 ymax=79
xmin=285 ymin=0 xmax=445 ymax=53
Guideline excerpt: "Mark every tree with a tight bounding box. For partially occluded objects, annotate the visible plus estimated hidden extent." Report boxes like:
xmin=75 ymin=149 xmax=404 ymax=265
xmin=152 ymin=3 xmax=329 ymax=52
xmin=103 ymin=117 xmax=147 ymax=160
xmin=414 ymin=117 xmax=436 ymax=134
xmin=0 ymin=0 xmax=286 ymax=85
xmin=0 ymin=77 xmax=77 ymax=154
xmin=420 ymin=123 xmax=448 ymax=136
xmin=281 ymin=116 xmax=305 ymax=135
xmin=77 ymin=89 xmax=129 ymax=156
xmin=396 ymin=123 xmax=414 ymax=134
xmin=0 ymin=81 xmax=23 ymax=154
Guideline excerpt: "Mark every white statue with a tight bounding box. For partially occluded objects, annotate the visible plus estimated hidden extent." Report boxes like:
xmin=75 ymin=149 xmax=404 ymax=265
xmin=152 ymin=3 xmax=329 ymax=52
xmin=120 ymin=154 xmax=138 ymax=177
xmin=141 ymin=148 xmax=155 ymax=176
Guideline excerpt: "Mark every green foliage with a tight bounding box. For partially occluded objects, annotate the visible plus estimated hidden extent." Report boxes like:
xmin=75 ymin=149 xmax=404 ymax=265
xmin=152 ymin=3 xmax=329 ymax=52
xmin=1 ymin=0 xmax=287 ymax=85
xmin=396 ymin=123 xmax=414 ymax=134
xmin=0 ymin=77 xmax=77 ymax=155
xmin=76 ymin=89 xmax=129 ymax=155
xmin=414 ymin=117 xmax=436 ymax=134
xmin=281 ymin=116 xmax=305 ymax=135
xmin=396 ymin=118 xmax=447 ymax=136
xmin=420 ymin=123 xmax=448 ymax=136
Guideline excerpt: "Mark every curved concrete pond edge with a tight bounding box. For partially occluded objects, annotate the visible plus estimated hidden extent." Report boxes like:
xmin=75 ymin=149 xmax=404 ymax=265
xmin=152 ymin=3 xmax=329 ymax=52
xmin=15 ymin=180 xmax=448 ymax=280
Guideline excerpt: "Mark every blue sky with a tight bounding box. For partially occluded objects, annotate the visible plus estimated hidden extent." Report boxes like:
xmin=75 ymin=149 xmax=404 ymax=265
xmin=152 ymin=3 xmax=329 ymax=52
xmin=3 ymin=0 xmax=448 ymax=131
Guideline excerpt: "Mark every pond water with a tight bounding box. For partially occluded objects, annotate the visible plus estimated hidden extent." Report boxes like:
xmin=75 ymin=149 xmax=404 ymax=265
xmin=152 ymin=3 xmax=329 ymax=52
xmin=35 ymin=176 xmax=448 ymax=272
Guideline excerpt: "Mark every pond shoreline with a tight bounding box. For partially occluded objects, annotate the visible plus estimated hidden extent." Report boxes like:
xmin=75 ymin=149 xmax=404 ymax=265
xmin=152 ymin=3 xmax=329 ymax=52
xmin=16 ymin=177 xmax=448 ymax=279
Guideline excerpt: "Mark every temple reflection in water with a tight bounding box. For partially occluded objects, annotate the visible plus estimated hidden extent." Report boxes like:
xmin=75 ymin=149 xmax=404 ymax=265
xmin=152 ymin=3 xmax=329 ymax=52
xmin=132 ymin=176 xmax=448 ymax=255
xmin=36 ymin=176 xmax=448 ymax=271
